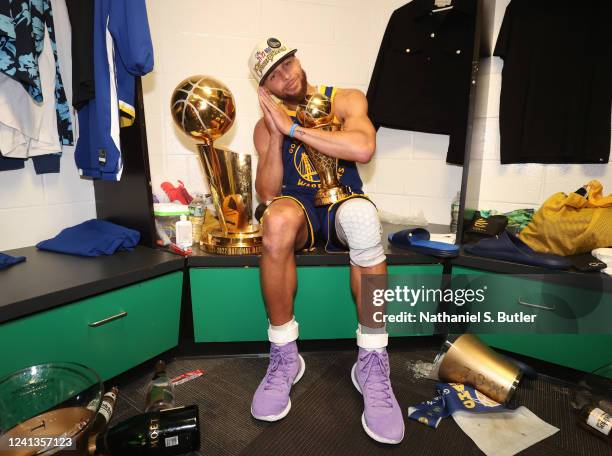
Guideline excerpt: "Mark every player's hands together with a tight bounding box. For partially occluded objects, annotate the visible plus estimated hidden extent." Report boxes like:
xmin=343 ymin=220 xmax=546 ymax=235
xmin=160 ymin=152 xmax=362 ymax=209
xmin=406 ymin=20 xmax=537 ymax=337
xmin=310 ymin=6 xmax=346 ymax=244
xmin=258 ymin=87 xmax=293 ymax=136
xmin=259 ymin=94 xmax=281 ymax=138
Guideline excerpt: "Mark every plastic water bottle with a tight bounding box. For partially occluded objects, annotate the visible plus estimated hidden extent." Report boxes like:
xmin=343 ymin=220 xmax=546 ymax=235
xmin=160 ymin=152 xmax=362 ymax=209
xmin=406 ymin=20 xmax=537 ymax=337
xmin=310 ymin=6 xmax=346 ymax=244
xmin=188 ymin=193 xmax=205 ymax=243
xmin=144 ymin=360 xmax=175 ymax=412
xmin=175 ymin=215 xmax=193 ymax=249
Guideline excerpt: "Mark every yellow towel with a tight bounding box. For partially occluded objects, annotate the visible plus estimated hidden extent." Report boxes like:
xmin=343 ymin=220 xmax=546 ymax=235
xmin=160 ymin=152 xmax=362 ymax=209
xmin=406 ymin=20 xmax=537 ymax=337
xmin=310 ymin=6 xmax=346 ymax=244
xmin=519 ymin=180 xmax=612 ymax=256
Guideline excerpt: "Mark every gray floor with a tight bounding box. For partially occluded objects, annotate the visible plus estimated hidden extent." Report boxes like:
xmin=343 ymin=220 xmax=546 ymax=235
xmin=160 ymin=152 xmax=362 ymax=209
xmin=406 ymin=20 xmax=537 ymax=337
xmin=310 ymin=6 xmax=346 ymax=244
xmin=109 ymin=347 xmax=611 ymax=455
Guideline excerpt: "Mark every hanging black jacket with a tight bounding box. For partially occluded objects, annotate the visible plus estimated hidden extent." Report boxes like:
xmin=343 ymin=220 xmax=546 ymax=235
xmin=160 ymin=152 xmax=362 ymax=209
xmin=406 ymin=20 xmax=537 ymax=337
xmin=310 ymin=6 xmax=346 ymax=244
xmin=366 ymin=0 xmax=477 ymax=165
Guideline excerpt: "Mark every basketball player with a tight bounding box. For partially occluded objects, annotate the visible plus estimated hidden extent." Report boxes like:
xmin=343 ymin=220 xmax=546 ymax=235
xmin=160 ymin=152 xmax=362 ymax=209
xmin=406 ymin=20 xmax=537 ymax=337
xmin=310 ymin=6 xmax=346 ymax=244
xmin=248 ymin=38 xmax=404 ymax=444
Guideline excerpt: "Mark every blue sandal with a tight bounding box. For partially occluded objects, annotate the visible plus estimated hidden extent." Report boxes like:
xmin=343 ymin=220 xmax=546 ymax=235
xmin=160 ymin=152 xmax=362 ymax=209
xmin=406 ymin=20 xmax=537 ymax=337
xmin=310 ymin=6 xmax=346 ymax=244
xmin=388 ymin=228 xmax=459 ymax=258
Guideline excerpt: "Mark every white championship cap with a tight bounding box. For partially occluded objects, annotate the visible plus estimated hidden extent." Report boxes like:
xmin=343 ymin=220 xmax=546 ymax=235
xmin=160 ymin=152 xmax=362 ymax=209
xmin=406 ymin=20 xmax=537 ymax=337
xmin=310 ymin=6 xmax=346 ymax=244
xmin=249 ymin=37 xmax=297 ymax=85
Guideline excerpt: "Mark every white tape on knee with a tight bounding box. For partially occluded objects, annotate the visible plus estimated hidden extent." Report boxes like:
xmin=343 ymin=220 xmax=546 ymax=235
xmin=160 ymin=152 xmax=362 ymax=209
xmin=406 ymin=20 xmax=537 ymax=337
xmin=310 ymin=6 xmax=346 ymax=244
xmin=335 ymin=198 xmax=386 ymax=267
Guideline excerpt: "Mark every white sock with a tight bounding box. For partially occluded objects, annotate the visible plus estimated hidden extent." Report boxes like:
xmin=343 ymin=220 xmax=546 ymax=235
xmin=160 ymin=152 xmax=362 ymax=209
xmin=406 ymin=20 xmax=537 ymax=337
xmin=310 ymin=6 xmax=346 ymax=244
xmin=268 ymin=316 xmax=299 ymax=345
xmin=357 ymin=323 xmax=388 ymax=351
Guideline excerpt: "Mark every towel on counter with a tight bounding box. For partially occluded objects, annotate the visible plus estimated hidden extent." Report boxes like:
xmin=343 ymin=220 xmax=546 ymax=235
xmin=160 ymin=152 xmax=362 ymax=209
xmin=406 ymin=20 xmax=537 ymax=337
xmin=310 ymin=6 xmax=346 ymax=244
xmin=36 ymin=219 xmax=140 ymax=257
xmin=0 ymin=252 xmax=26 ymax=269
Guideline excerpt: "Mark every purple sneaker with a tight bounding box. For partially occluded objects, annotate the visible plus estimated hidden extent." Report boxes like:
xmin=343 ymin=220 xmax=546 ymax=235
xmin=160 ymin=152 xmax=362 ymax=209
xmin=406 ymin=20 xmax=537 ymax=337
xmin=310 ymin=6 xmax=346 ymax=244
xmin=351 ymin=348 xmax=405 ymax=444
xmin=251 ymin=341 xmax=305 ymax=421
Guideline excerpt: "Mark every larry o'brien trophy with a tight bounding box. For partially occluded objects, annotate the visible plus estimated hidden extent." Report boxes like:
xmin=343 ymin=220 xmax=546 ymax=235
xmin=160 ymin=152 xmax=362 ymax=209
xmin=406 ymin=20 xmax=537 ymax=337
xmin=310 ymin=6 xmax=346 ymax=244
xmin=170 ymin=75 xmax=262 ymax=255
xmin=295 ymin=93 xmax=352 ymax=206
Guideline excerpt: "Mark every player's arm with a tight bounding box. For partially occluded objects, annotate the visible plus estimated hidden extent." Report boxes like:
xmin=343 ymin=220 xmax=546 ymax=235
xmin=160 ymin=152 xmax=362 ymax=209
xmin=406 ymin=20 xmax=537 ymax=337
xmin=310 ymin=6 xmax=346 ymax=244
xmin=253 ymin=118 xmax=284 ymax=202
xmin=259 ymin=88 xmax=376 ymax=163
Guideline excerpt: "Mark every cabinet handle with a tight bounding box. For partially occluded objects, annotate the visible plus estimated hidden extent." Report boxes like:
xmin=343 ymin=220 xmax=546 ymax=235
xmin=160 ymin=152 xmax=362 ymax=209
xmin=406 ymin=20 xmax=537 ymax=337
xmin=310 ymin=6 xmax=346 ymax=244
xmin=88 ymin=311 xmax=128 ymax=327
xmin=517 ymin=298 xmax=556 ymax=311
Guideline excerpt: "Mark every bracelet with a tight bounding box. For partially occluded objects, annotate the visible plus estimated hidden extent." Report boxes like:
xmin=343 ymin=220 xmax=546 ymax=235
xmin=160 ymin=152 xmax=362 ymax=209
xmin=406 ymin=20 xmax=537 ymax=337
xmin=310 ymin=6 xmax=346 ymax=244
xmin=289 ymin=123 xmax=298 ymax=138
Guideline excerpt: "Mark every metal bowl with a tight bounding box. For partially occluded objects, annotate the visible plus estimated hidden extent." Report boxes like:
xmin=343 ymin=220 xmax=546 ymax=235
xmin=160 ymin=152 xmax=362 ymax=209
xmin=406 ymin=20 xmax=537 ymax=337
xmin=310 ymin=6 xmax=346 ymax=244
xmin=0 ymin=363 xmax=103 ymax=455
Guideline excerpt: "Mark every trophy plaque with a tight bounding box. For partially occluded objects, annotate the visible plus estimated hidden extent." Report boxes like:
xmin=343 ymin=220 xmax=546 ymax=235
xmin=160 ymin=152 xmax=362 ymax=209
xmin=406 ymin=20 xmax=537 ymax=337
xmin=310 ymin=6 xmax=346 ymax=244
xmin=295 ymin=93 xmax=352 ymax=206
xmin=170 ymin=75 xmax=262 ymax=255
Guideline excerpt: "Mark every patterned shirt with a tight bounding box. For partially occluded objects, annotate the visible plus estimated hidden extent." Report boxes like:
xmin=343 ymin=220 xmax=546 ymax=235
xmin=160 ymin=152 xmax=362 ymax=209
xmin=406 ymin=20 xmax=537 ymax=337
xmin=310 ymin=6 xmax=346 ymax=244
xmin=0 ymin=0 xmax=73 ymax=145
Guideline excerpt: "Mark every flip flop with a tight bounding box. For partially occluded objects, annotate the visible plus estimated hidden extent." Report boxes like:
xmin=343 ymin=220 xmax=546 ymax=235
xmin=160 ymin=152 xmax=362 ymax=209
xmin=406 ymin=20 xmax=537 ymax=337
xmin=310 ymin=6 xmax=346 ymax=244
xmin=464 ymin=230 xmax=571 ymax=269
xmin=388 ymin=228 xmax=459 ymax=258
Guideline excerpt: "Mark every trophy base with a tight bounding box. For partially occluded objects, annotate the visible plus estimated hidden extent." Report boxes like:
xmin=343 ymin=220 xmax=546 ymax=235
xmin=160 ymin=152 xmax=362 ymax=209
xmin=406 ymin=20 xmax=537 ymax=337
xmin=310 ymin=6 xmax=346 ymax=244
xmin=200 ymin=227 xmax=263 ymax=255
xmin=314 ymin=186 xmax=353 ymax=207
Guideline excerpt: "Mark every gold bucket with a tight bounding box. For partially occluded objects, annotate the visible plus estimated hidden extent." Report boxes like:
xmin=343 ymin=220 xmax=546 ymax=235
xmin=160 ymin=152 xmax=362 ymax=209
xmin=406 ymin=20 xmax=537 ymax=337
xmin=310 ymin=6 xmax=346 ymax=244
xmin=438 ymin=333 xmax=522 ymax=405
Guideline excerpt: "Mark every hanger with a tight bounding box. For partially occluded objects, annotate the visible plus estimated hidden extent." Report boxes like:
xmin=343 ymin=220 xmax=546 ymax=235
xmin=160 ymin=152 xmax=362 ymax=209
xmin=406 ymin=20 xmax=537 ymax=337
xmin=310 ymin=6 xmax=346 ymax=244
xmin=432 ymin=0 xmax=454 ymax=13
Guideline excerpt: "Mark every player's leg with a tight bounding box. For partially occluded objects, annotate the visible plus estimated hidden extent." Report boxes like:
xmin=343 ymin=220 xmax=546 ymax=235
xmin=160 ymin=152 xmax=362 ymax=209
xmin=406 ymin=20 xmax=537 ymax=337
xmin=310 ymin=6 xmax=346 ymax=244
xmin=334 ymin=197 xmax=405 ymax=444
xmin=251 ymin=197 xmax=309 ymax=421
xmin=260 ymin=198 xmax=309 ymax=325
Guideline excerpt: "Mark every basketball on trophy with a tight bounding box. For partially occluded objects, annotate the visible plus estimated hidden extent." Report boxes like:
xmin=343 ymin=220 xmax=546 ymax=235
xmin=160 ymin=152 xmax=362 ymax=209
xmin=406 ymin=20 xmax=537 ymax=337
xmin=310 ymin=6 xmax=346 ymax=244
xmin=170 ymin=75 xmax=236 ymax=141
xmin=295 ymin=92 xmax=334 ymax=129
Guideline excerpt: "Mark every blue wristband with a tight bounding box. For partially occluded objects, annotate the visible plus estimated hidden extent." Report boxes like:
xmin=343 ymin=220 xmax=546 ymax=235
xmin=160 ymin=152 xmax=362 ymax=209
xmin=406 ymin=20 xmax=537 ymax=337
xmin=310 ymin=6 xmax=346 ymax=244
xmin=289 ymin=123 xmax=298 ymax=138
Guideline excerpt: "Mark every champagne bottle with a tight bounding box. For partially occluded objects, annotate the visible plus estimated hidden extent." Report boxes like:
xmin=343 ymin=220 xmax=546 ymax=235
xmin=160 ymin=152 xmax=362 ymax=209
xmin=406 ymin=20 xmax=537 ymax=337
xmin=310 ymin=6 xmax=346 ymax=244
xmin=88 ymin=387 xmax=119 ymax=455
xmin=145 ymin=360 xmax=175 ymax=412
xmin=95 ymin=405 xmax=200 ymax=455
xmin=578 ymin=404 xmax=612 ymax=442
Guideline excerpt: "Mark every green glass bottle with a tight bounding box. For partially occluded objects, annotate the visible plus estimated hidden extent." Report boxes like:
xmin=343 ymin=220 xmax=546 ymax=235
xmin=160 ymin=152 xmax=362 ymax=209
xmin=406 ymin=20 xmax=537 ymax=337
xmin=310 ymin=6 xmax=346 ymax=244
xmin=95 ymin=405 xmax=200 ymax=455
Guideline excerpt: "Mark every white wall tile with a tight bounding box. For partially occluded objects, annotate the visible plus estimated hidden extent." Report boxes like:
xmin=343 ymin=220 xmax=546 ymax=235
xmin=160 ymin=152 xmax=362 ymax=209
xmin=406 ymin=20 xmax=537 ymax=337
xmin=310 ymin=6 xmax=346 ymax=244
xmin=215 ymin=115 xmax=260 ymax=155
xmin=375 ymin=128 xmax=412 ymax=160
xmin=0 ymin=202 xmax=96 ymax=251
xmin=411 ymin=195 xmax=453 ymax=225
xmin=541 ymin=165 xmax=612 ymax=197
xmin=0 ymin=160 xmax=45 ymax=209
xmin=143 ymin=113 xmax=165 ymax=157
xmin=142 ymin=72 xmax=163 ymax=118
xmin=357 ymin=161 xmax=377 ymax=193
xmin=368 ymin=193 xmax=411 ymax=217
xmin=473 ymin=69 xmax=491 ymax=119
xmin=403 ymin=161 xmax=463 ymax=199
xmin=42 ymin=153 xmax=95 ymax=205
xmin=373 ymin=159 xmax=407 ymax=194
xmin=412 ymin=132 xmax=450 ymax=161
xmin=468 ymin=117 xmax=486 ymax=160
xmin=478 ymin=162 xmax=544 ymax=205
xmin=164 ymin=35 xmax=254 ymax=80
xmin=260 ymin=0 xmax=335 ymax=46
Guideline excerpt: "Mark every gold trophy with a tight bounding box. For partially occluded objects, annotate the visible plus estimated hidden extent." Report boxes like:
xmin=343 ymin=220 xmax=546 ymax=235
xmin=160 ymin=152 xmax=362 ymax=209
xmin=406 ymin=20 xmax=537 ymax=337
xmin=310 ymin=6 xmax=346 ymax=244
xmin=170 ymin=75 xmax=262 ymax=255
xmin=295 ymin=93 xmax=352 ymax=206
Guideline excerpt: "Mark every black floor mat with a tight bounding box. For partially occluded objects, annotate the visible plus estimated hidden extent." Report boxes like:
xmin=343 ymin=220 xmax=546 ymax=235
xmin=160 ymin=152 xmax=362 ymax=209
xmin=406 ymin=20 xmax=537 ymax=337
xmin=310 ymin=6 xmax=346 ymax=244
xmin=109 ymin=348 xmax=610 ymax=456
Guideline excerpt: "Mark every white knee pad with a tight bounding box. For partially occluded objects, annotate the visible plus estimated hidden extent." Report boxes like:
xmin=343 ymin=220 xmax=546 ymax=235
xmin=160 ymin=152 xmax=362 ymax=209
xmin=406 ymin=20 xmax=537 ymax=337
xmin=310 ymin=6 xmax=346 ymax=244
xmin=335 ymin=198 xmax=386 ymax=267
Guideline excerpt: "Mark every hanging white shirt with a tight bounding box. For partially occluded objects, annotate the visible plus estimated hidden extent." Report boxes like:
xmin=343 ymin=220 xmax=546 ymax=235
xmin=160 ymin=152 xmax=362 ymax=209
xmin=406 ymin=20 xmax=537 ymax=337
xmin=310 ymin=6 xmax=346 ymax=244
xmin=0 ymin=26 xmax=61 ymax=158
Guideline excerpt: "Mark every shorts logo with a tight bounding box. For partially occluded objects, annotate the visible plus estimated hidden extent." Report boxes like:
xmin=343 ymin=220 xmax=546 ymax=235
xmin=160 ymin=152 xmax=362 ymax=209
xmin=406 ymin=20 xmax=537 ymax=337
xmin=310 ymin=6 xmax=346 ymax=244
xmin=267 ymin=38 xmax=281 ymax=48
xmin=289 ymin=141 xmax=346 ymax=186
xmin=292 ymin=143 xmax=319 ymax=183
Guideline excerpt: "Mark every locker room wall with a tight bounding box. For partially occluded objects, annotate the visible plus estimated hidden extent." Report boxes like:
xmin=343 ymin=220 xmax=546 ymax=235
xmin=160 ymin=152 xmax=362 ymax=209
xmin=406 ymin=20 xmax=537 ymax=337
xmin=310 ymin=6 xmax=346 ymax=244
xmin=141 ymin=0 xmax=464 ymax=226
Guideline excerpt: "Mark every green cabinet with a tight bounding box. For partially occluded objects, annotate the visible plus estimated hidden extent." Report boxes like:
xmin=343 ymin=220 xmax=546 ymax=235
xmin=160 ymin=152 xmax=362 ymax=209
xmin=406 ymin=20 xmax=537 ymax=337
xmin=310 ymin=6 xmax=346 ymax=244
xmin=0 ymin=272 xmax=183 ymax=380
xmin=452 ymin=267 xmax=612 ymax=374
xmin=190 ymin=264 xmax=443 ymax=342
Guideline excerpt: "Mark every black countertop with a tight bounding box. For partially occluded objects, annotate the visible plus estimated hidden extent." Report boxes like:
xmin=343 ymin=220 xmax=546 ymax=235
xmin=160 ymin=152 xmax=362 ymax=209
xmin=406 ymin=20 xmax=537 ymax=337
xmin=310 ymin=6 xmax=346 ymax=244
xmin=2 ymin=224 xmax=609 ymax=326
xmin=0 ymin=246 xmax=185 ymax=324
xmin=452 ymin=248 xmax=612 ymax=292
xmin=187 ymin=223 xmax=446 ymax=267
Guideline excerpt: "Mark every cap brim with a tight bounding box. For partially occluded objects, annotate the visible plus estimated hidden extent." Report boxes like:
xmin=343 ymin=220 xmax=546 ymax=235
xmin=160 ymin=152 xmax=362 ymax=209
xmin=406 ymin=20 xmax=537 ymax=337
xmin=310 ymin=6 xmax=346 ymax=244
xmin=259 ymin=49 xmax=298 ymax=85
